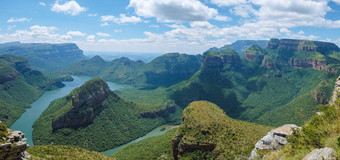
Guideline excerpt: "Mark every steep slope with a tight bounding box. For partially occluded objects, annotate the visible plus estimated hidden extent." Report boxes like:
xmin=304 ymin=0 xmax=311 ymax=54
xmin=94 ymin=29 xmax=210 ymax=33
xmin=27 ymin=145 xmax=116 ymax=160
xmin=0 ymin=55 xmax=63 ymax=126
xmin=171 ymin=39 xmax=338 ymax=126
xmin=33 ymin=78 xmax=179 ymax=151
xmin=0 ymin=42 xmax=86 ymax=72
xmin=173 ymin=101 xmax=272 ymax=159
xmin=67 ymin=53 xmax=202 ymax=88
xmin=112 ymin=128 xmax=177 ymax=160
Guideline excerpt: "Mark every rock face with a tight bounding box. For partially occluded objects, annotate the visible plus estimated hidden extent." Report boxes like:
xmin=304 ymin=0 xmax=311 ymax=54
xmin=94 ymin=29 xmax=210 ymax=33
xmin=52 ymin=79 xmax=116 ymax=131
xmin=267 ymin=39 xmax=339 ymax=53
xmin=245 ymin=54 xmax=264 ymax=65
xmin=0 ymin=122 xmax=30 ymax=160
xmin=302 ymin=147 xmax=336 ymax=160
xmin=249 ymin=124 xmax=301 ymax=160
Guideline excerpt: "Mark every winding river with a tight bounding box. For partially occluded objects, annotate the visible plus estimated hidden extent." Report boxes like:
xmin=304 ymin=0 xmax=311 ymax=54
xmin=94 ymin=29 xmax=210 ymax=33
xmin=9 ymin=76 xmax=171 ymax=155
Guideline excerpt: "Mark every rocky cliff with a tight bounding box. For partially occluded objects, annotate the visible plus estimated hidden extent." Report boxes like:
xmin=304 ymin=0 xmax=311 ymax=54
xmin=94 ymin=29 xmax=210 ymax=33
xmin=140 ymin=104 xmax=176 ymax=119
xmin=0 ymin=122 xmax=30 ymax=160
xmin=0 ymin=42 xmax=86 ymax=72
xmin=267 ymin=38 xmax=339 ymax=53
xmin=52 ymin=79 xmax=116 ymax=131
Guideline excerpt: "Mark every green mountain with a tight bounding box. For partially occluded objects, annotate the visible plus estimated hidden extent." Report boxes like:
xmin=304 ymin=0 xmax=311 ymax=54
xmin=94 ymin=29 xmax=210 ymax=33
xmin=0 ymin=42 xmax=86 ymax=73
xmin=114 ymin=101 xmax=272 ymax=159
xmin=33 ymin=78 xmax=180 ymax=151
xmin=0 ymin=54 xmax=63 ymax=126
xmin=207 ymin=40 xmax=268 ymax=56
xmin=170 ymin=39 xmax=339 ymax=127
xmin=66 ymin=53 xmax=202 ymax=88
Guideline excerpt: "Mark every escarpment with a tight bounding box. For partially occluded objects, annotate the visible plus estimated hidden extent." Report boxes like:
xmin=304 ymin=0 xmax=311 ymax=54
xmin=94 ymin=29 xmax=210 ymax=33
xmin=52 ymin=79 xmax=117 ymax=131
xmin=140 ymin=104 xmax=176 ymax=119
xmin=244 ymin=39 xmax=340 ymax=73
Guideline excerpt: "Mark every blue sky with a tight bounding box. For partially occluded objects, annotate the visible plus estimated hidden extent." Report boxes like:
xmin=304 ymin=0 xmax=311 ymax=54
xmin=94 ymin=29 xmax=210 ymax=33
xmin=0 ymin=0 xmax=340 ymax=54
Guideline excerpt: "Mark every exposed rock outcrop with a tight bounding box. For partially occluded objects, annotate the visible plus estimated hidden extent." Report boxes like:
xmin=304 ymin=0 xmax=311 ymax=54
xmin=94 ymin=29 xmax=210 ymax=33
xmin=0 ymin=122 xmax=30 ymax=160
xmin=52 ymin=79 xmax=117 ymax=131
xmin=249 ymin=124 xmax=301 ymax=160
xmin=302 ymin=147 xmax=336 ymax=160
xmin=245 ymin=54 xmax=264 ymax=65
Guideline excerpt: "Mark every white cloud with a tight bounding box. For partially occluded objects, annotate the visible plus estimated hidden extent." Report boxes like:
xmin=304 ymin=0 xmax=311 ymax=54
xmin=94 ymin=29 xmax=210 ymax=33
xmin=333 ymin=0 xmax=340 ymax=4
xmin=51 ymin=0 xmax=86 ymax=16
xmin=96 ymin=32 xmax=111 ymax=37
xmin=149 ymin=25 xmax=160 ymax=28
xmin=88 ymin=13 xmax=97 ymax=17
xmin=8 ymin=25 xmax=16 ymax=30
xmin=214 ymin=15 xmax=231 ymax=21
xmin=39 ymin=2 xmax=46 ymax=6
xmin=101 ymin=14 xmax=142 ymax=24
xmin=7 ymin=18 xmax=31 ymax=23
xmin=211 ymin=0 xmax=246 ymax=6
xmin=67 ymin=31 xmax=86 ymax=37
xmin=100 ymin=22 xmax=109 ymax=27
xmin=114 ymin=30 xmax=122 ymax=32
xmin=190 ymin=21 xmax=213 ymax=28
xmin=230 ymin=4 xmax=256 ymax=18
xmin=86 ymin=35 xmax=95 ymax=42
xmin=128 ymin=0 xmax=218 ymax=22
xmin=60 ymin=35 xmax=72 ymax=39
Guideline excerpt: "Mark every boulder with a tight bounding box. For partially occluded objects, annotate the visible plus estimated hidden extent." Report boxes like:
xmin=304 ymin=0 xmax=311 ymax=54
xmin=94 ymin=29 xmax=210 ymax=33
xmin=249 ymin=124 xmax=301 ymax=160
xmin=302 ymin=147 xmax=336 ymax=160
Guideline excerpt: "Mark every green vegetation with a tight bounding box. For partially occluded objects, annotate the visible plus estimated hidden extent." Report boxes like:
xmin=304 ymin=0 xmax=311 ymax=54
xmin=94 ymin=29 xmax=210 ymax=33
xmin=0 ymin=122 xmax=8 ymax=141
xmin=112 ymin=129 xmax=177 ymax=160
xmin=174 ymin=101 xmax=272 ymax=159
xmin=0 ymin=54 xmax=63 ymax=126
xmin=264 ymin=103 xmax=340 ymax=159
xmin=66 ymin=53 xmax=202 ymax=88
xmin=33 ymin=78 xmax=180 ymax=151
xmin=0 ymin=42 xmax=86 ymax=73
xmin=27 ymin=145 xmax=115 ymax=160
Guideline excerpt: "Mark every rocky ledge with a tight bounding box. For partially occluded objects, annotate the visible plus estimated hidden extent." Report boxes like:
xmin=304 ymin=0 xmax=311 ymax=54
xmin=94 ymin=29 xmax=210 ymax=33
xmin=52 ymin=79 xmax=117 ymax=131
xmin=140 ymin=104 xmax=176 ymax=119
xmin=249 ymin=124 xmax=301 ymax=160
xmin=302 ymin=147 xmax=337 ymax=160
xmin=0 ymin=122 xmax=30 ymax=160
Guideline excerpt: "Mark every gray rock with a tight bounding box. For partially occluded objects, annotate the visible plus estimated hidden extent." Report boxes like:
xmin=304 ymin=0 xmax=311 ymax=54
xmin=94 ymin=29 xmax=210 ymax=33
xmin=302 ymin=147 xmax=336 ymax=160
xmin=248 ymin=124 xmax=301 ymax=160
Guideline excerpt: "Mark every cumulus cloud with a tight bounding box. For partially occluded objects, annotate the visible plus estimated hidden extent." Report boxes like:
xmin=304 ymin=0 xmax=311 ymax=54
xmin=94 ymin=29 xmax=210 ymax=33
xmin=96 ymin=32 xmax=111 ymax=37
xmin=230 ymin=4 xmax=256 ymax=18
xmin=333 ymin=0 xmax=340 ymax=4
xmin=51 ymin=0 xmax=86 ymax=16
xmin=86 ymin=35 xmax=95 ymax=42
xmin=88 ymin=13 xmax=97 ymax=17
xmin=101 ymin=14 xmax=142 ymax=24
xmin=211 ymin=0 xmax=247 ymax=6
xmin=214 ymin=15 xmax=231 ymax=21
xmin=7 ymin=18 xmax=31 ymax=23
xmin=128 ymin=0 xmax=218 ymax=22
xmin=100 ymin=22 xmax=109 ymax=27
xmin=67 ymin=31 xmax=86 ymax=37
xmin=190 ymin=21 xmax=213 ymax=28
xmin=39 ymin=2 xmax=46 ymax=6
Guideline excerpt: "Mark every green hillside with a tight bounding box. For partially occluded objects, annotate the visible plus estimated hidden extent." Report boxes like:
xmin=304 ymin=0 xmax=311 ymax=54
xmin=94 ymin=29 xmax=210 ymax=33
xmin=27 ymin=145 xmax=116 ymax=160
xmin=33 ymin=78 xmax=180 ymax=151
xmin=264 ymin=102 xmax=339 ymax=159
xmin=0 ymin=54 xmax=63 ymax=126
xmin=112 ymin=128 xmax=177 ymax=160
xmin=66 ymin=53 xmax=202 ymax=88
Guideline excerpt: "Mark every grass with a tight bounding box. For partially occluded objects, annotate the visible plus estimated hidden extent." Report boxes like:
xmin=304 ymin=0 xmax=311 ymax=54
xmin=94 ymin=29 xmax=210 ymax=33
xmin=175 ymin=101 xmax=272 ymax=159
xmin=264 ymin=103 xmax=340 ymax=159
xmin=112 ymin=128 xmax=177 ymax=160
xmin=27 ymin=145 xmax=116 ymax=160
